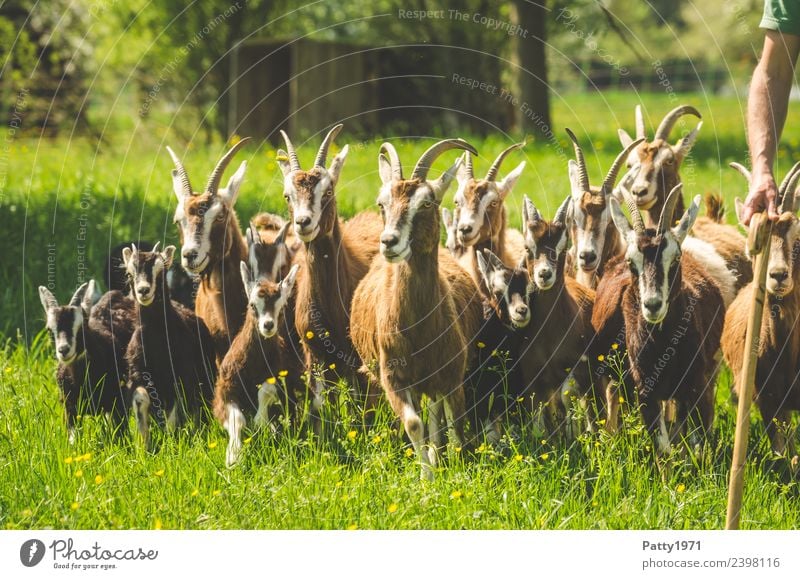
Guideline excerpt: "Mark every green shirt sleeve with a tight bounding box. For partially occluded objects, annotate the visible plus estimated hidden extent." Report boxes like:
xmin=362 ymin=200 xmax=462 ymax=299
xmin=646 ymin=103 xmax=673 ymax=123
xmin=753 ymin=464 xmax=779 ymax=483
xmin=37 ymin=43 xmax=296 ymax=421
xmin=761 ymin=0 xmax=800 ymax=36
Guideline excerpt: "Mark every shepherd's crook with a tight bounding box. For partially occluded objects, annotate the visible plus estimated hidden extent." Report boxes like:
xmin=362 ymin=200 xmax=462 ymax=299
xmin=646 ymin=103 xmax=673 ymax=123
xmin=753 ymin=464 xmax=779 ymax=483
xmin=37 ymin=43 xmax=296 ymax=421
xmin=725 ymin=212 xmax=771 ymax=530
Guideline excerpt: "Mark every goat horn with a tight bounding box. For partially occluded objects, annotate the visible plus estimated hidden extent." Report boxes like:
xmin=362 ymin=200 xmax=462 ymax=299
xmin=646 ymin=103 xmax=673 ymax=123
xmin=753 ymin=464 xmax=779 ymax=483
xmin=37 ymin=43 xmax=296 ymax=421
xmin=314 ymin=124 xmax=343 ymax=168
xmin=779 ymin=161 xmax=800 ymax=213
xmin=166 ymin=146 xmax=193 ymax=196
xmin=728 ymin=162 xmax=752 ymax=184
xmin=411 ymin=139 xmax=477 ymax=182
xmin=658 ymin=184 xmax=683 ymax=235
xmin=565 ymin=128 xmax=590 ymax=193
xmin=206 ymin=137 xmax=251 ymax=195
xmin=618 ymin=183 xmax=646 ymax=234
xmin=379 ymin=142 xmax=403 ymax=180
xmin=280 ymin=130 xmax=301 ymax=172
xmin=601 ymin=137 xmax=645 ymax=195
xmin=553 ymin=194 xmax=571 ymax=225
xmin=485 ymin=141 xmax=525 ymax=181
xmin=654 ymin=105 xmax=702 ymax=141
xmin=635 ymin=105 xmax=645 ymax=140
xmin=464 ymin=151 xmax=474 ymax=180
xmin=152 ymin=241 xmax=160 ymax=254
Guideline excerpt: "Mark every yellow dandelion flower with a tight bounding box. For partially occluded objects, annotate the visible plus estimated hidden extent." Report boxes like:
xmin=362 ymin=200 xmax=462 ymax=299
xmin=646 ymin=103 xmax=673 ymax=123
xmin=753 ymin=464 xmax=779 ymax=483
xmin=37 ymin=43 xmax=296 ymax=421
xmin=454 ymin=446 xmax=462 ymax=453
xmin=346 ymin=523 xmax=358 ymax=530
xmin=513 ymin=454 xmax=524 ymax=462
xmin=266 ymin=377 xmax=277 ymax=385
xmin=347 ymin=430 xmax=357 ymax=442
xmin=229 ymin=134 xmax=242 ymax=146
xmin=243 ymin=437 xmax=252 ymax=445
xmin=597 ymin=354 xmax=605 ymax=362
xmin=619 ymin=396 xmax=625 ymax=404
xmin=4 ymin=366 xmax=12 ymax=373
xmin=212 ymin=490 xmax=221 ymax=497
xmin=372 ymin=435 xmax=382 ymax=444
xmin=278 ymin=370 xmax=288 ymax=377
xmin=491 ymin=349 xmax=499 ymax=357
xmin=611 ymin=343 xmax=619 ymax=350
xmin=154 ymin=469 xmax=165 ymax=477
xmin=94 ymin=475 xmax=103 ymax=485
xmin=676 ymin=483 xmax=686 ymax=494
xmin=83 ymin=453 xmax=91 ymax=461
xmin=335 ymin=481 xmax=343 ymax=487
xmin=540 ymin=453 xmax=550 ymax=460
xmin=597 ymin=419 xmax=606 ymax=426
xmin=74 ymin=469 xmax=83 ymax=478
xmin=387 ymin=503 xmax=398 ymax=514
xmin=208 ymin=441 xmax=218 ymax=449
xmin=191 ymin=489 xmax=200 ymax=497
xmin=541 ymin=439 xmax=548 ymax=445
xmin=476 ymin=341 xmax=486 ymax=349
xmin=305 ymin=331 xmax=315 ymax=340
xmin=517 ymin=397 xmax=525 ymax=403
xmin=592 ymin=500 xmax=598 ymax=507
xmin=405 ymin=448 xmax=414 ymax=458
xmin=64 ymin=457 xmax=73 ymax=464
xmin=154 ymin=518 xmax=163 ymax=530
xmin=329 ymin=363 xmax=336 ymax=370
xmin=21 ymin=508 xmax=32 ymax=517
xmin=450 ymin=490 xmax=463 ymax=500
xmin=563 ymin=389 xmax=569 ymax=396
xmin=70 ymin=502 xmax=80 ymax=511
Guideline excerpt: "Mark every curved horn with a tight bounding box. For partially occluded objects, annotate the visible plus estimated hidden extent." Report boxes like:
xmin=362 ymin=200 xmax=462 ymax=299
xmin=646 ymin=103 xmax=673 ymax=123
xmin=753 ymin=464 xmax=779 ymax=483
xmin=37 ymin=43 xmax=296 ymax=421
xmin=379 ymin=142 xmax=403 ymax=181
xmin=635 ymin=105 xmax=645 ymax=140
xmin=152 ymin=241 xmax=161 ymax=255
xmin=601 ymin=138 xmax=645 ymax=195
xmin=729 ymin=162 xmax=752 ymax=184
xmin=618 ymin=184 xmax=646 ymax=234
xmin=654 ymin=105 xmax=702 ymax=141
xmin=314 ymin=123 xmax=343 ymax=168
xmin=411 ymin=139 xmax=477 ymax=182
xmin=485 ymin=141 xmax=525 ymax=181
xmin=205 ymin=137 xmax=252 ymax=195
xmin=658 ymin=184 xmax=683 ymax=235
xmin=464 ymin=151 xmax=474 ymax=179
xmin=553 ymin=195 xmax=571 ymax=225
xmin=565 ymin=128 xmax=590 ymax=192
xmin=166 ymin=146 xmax=193 ymax=196
xmin=280 ymin=130 xmax=301 ymax=172
xmin=778 ymin=161 xmax=800 ymax=212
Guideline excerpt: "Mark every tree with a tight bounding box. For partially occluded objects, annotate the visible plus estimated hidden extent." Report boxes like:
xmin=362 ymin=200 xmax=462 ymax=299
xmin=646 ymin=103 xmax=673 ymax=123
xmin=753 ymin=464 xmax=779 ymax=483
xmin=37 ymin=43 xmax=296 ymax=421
xmin=510 ymin=0 xmax=551 ymax=138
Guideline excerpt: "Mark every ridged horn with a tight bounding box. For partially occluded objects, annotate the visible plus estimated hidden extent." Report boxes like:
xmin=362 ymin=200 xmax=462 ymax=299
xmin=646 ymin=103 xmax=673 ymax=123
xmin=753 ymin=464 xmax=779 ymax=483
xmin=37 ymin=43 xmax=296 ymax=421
xmin=485 ymin=142 xmax=525 ymax=181
xmin=601 ymin=137 xmax=645 ymax=195
xmin=654 ymin=105 xmax=702 ymax=141
xmin=464 ymin=151 xmax=474 ymax=179
xmin=279 ymin=130 xmax=301 ymax=172
xmin=379 ymin=142 xmax=403 ymax=181
xmin=205 ymin=137 xmax=251 ymax=195
xmin=618 ymin=184 xmax=646 ymax=234
xmin=778 ymin=161 xmax=800 ymax=213
xmin=166 ymin=146 xmax=193 ymax=196
xmin=658 ymin=184 xmax=683 ymax=235
xmin=411 ymin=139 xmax=477 ymax=182
xmin=565 ymin=128 xmax=590 ymax=193
xmin=314 ymin=124 xmax=343 ymax=168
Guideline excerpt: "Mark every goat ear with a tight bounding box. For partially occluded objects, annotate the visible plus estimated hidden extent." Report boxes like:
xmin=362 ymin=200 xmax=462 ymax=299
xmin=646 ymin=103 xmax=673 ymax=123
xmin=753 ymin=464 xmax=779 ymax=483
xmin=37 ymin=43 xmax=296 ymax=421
xmin=219 ymin=161 xmax=246 ymax=206
xmin=277 ymin=149 xmax=292 ymax=177
xmin=69 ymin=282 xmax=90 ymax=309
xmin=618 ymin=128 xmax=634 ymax=148
xmin=378 ymin=153 xmax=394 ymax=185
xmin=497 ymin=161 xmax=525 ymax=199
xmin=281 ymin=263 xmax=300 ymax=296
xmin=476 ymin=251 xmax=492 ymax=290
xmin=673 ymin=121 xmax=702 ymax=161
xmin=275 ymin=221 xmax=291 ymax=245
xmin=245 ymin=222 xmax=258 ymax=247
xmin=328 ymin=144 xmax=348 ymax=186
xmin=522 ymin=195 xmax=541 ymax=229
xmin=441 ymin=207 xmax=453 ymax=229
xmin=429 ymin=157 xmax=461 ymax=201
xmin=568 ymin=160 xmax=583 ymax=200
xmin=39 ymin=286 xmax=58 ymax=313
xmin=485 ymin=249 xmax=505 ymax=271
xmin=673 ymin=195 xmax=701 ymax=245
xmin=162 ymin=245 xmax=176 ymax=269
xmin=80 ymin=280 xmax=99 ymax=315
xmin=608 ymin=197 xmax=634 ymax=243
xmin=240 ymin=261 xmax=253 ymax=296
xmin=121 ymin=246 xmax=134 ymax=269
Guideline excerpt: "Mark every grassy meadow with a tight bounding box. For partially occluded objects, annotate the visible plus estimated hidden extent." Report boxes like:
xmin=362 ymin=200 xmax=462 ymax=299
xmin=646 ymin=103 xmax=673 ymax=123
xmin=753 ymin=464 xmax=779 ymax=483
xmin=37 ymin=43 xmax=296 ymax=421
xmin=2 ymin=91 xmax=800 ymax=529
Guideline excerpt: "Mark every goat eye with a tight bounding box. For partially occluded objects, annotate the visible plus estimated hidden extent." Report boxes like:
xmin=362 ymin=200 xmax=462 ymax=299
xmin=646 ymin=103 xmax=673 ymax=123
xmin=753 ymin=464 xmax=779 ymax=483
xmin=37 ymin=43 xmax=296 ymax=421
xmin=326 ymin=188 xmax=333 ymax=197
xmin=423 ymin=200 xmax=433 ymax=209
xmin=490 ymin=201 xmax=499 ymax=208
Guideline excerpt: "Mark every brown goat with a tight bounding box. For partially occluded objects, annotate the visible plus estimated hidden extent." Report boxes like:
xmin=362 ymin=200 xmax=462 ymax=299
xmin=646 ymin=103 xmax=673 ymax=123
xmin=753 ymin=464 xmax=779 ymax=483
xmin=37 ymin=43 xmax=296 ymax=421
xmin=277 ymin=125 xmax=383 ymax=420
xmin=618 ymin=104 xmax=752 ymax=289
xmin=214 ymin=263 xmax=300 ymax=467
xmin=521 ymin=195 xmax=597 ymax=437
xmin=350 ymin=139 xmax=483 ymax=480
xmin=723 ymin=162 xmax=800 ymax=456
xmin=452 ymin=143 xmax=527 ymax=292
xmin=245 ymin=218 xmax=302 ymax=283
xmin=565 ymin=129 xmax=644 ymax=288
xmin=601 ymin=185 xmax=724 ymax=453
xmin=167 ymin=139 xmax=251 ymax=362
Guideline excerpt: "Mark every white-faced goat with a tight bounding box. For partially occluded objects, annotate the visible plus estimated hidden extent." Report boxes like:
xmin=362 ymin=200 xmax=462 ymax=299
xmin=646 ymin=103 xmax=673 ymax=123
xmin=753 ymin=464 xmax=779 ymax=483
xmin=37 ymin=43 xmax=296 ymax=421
xmin=565 ymin=128 xmax=644 ymax=288
xmin=350 ymin=139 xmax=483 ymax=480
xmin=618 ymin=104 xmax=752 ymax=289
xmin=39 ymin=280 xmax=133 ymax=441
xmin=214 ymin=262 xmax=300 ymax=467
xmin=245 ymin=218 xmax=301 ymax=283
xmin=451 ymin=143 xmax=527 ymax=294
xmin=277 ymin=124 xmax=383 ymax=419
xmin=599 ymin=185 xmax=724 ymax=454
xmin=167 ymin=139 xmax=251 ymax=361
xmin=123 ymin=244 xmax=216 ymax=446
xmin=723 ymin=162 xmax=800 ymax=456
xmin=521 ymin=195 xmax=598 ymax=438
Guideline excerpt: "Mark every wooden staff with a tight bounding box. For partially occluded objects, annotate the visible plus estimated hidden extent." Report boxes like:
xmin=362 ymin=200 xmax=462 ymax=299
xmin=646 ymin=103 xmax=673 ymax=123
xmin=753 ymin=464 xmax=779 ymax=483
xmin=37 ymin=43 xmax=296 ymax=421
xmin=725 ymin=212 xmax=771 ymax=530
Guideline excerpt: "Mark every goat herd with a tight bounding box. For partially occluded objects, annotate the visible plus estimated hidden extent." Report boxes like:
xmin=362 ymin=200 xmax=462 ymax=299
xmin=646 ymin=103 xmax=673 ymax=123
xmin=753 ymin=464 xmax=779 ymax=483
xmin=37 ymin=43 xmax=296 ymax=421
xmin=38 ymin=105 xmax=800 ymax=480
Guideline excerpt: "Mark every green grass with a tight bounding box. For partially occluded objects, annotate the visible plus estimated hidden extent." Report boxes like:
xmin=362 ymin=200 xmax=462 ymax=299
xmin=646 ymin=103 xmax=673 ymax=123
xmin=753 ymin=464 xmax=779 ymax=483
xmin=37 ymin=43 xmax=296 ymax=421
xmin=2 ymin=90 xmax=800 ymax=529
